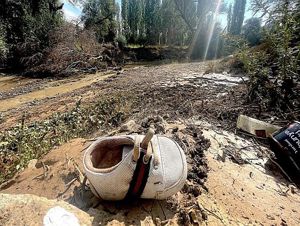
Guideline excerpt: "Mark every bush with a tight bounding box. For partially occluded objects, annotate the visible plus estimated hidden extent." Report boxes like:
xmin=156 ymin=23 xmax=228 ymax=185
xmin=115 ymin=35 xmax=127 ymax=49
xmin=222 ymin=33 xmax=247 ymax=56
xmin=242 ymin=18 xmax=262 ymax=46
xmin=0 ymin=24 xmax=8 ymax=64
xmin=230 ymin=0 xmax=299 ymax=117
xmin=1 ymin=0 xmax=63 ymax=68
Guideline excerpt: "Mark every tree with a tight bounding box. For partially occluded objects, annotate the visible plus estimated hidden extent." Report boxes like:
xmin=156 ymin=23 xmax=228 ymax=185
xmin=173 ymin=0 xmax=197 ymax=33
xmin=127 ymin=0 xmax=143 ymax=43
xmin=121 ymin=0 xmax=129 ymax=37
xmin=229 ymin=0 xmax=246 ymax=35
xmin=239 ymin=0 xmax=300 ymax=111
xmin=159 ymin=0 xmax=191 ymax=46
xmin=227 ymin=3 xmax=232 ymax=33
xmin=144 ymin=0 xmax=160 ymax=44
xmin=174 ymin=0 xmax=227 ymax=59
xmin=82 ymin=0 xmax=117 ymax=42
xmin=0 ymin=23 xmax=8 ymax=64
xmin=0 ymin=0 xmax=63 ymax=68
xmin=242 ymin=17 xmax=261 ymax=46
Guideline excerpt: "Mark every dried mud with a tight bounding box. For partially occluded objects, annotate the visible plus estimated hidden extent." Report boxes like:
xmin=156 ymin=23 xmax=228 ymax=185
xmin=1 ymin=61 xmax=300 ymax=225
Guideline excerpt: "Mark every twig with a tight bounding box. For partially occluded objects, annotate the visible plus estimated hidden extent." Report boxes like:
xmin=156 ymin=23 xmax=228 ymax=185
xmin=71 ymin=158 xmax=85 ymax=183
xmin=81 ymin=142 xmax=92 ymax=152
xmin=202 ymin=207 xmax=226 ymax=225
xmin=57 ymin=178 xmax=77 ymax=198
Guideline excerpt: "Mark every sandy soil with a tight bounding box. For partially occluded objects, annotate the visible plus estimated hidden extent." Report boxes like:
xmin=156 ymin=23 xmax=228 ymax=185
xmin=1 ymin=61 xmax=299 ymax=225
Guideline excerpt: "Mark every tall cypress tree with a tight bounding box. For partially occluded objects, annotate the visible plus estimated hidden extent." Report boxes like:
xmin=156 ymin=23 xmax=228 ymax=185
xmin=128 ymin=0 xmax=143 ymax=42
xmin=229 ymin=0 xmax=246 ymax=35
xmin=227 ymin=3 xmax=232 ymax=33
xmin=121 ymin=0 xmax=129 ymax=37
xmin=144 ymin=0 xmax=160 ymax=44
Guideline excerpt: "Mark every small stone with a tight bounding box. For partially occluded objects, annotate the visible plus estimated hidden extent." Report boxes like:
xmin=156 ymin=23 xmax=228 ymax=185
xmin=189 ymin=209 xmax=202 ymax=224
xmin=155 ymin=123 xmax=166 ymax=134
xmin=155 ymin=218 xmax=161 ymax=226
xmin=266 ymin=214 xmax=275 ymax=220
xmin=27 ymin=159 xmax=38 ymax=169
xmin=217 ymin=149 xmax=225 ymax=162
xmin=155 ymin=115 xmax=164 ymax=123
xmin=290 ymin=185 xmax=297 ymax=194
xmin=119 ymin=120 xmax=138 ymax=132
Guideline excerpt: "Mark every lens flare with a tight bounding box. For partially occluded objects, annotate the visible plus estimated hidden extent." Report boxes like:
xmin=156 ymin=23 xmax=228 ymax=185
xmin=204 ymin=0 xmax=222 ymax=60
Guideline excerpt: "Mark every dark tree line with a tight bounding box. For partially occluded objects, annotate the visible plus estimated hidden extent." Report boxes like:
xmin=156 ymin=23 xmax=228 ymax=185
xmin=0 ymin=0 xmax=253 ymax=69
xmin=0 ymin=0 xmax=63 ymax=68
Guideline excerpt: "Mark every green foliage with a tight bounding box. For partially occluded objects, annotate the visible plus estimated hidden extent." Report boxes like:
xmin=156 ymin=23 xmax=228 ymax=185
xmin=0 ymin=23 xmax=8 ymax=63
xmin=118 ymin=0 xmax=197 ymax=47
xmin=222 ymin=33 xmax=247 ymax=56
xmin=159 ymin=0 xmax=192 ymax=46
xmin=0 ymin=0 xmax=63 ymax=68
xmin=228 ymin=0 xmax=246 ymax=35
xmin=0 ymin=96 xmax=131 ymax=183
xmin=237 ymin=49 xmax=272 ymax=104
xmin=82 ymin=0 xmax=117 ymax=42
xmin=144 ymin=0 xmax=160 ymax=44
xmin=242 ymin=18 xmax=262 ymax=46
xmin=127 ymin=0 xmax=144 ymax=43
xmin=121 ymin=0 xmax=129 ymax=36
xmin=116 ymin=34 xmax=127 ymax=48
xmin=237 ymin=0 xmax=300 ymax=112
xmin=227 ymin=3 xmax=232 ymax=33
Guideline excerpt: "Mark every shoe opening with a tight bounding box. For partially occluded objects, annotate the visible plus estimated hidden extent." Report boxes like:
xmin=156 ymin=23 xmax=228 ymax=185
xmin=90 ymin=137 xmax=134 ymax=169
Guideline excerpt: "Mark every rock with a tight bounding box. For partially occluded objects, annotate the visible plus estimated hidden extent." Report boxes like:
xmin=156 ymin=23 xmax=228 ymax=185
xmin=155 ymin=123 xmax=166 ymax=134
xmin=27 ymin=159 xmax=38 ymax=169
xmin=155 ymin=218 xmax=162 ymax=226
xmin=155 ymin=115 xmax=164 ymax=123
xmin=217 ymin=149 xmax=225 ymax=162
xmin=0 ymin=194 xmax=93 ymax=226
xmin=141 ymin=216 xmax=155 ymax=226
xmin=189 ymin=209 xmax=202 ymax=225
xmin=141 ymin=117 xmax=154 ymax=128
xmin=119 ymin=120 xmax=138 ymax=132
xmin=289 ymin=185 xmax=297 ymax=194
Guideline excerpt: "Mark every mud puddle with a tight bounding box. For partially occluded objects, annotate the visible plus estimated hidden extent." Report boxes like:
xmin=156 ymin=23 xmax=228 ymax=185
xmin=0 ymin=75 xmax=36 ymax=93
xmin=0 ymin=73 xmax=114 ymax=112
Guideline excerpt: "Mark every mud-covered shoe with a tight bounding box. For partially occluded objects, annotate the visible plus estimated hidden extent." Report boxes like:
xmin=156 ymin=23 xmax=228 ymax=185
xmin=83 ymin=129 xmax=187 ymax=201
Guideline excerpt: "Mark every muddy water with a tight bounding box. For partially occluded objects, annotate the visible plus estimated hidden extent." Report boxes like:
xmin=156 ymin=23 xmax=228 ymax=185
xmin=0 ymin=76 xmax=35 ymax=92
xmin=0 ymin=73 xmax=113 ymax=112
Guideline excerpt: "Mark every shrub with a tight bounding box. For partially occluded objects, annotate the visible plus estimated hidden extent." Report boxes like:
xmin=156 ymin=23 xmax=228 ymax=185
xmin=115 ymin=35 xmax=127 ymax=49
xmin=0 ymin=23 xmax=8 ymax=64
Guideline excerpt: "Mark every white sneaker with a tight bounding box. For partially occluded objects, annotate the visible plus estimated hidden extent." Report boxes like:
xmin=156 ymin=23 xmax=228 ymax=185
xmin=83 ymin=129 xmax=187 ymax=200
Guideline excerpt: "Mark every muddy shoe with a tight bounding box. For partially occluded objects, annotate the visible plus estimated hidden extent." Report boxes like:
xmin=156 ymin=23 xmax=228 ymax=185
xmin=83 ymin=129 xmax=187 ymax=200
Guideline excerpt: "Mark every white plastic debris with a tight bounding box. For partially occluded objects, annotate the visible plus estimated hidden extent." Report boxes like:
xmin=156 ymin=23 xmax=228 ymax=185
xmin=43 ymin=206 xmax=80 ymax=226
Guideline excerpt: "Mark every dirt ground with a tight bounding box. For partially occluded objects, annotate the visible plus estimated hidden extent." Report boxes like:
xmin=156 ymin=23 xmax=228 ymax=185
xmin=1 ymin=61 xmax=300 ymax=225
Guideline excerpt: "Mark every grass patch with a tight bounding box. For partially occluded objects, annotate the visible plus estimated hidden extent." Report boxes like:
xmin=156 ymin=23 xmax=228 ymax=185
xmin=0 ymin=95 xmax=132 ymax=184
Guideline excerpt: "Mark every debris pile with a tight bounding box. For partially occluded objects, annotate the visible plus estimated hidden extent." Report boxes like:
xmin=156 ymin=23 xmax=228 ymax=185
xmin=26 ymin=25 xmax=123 ymax=76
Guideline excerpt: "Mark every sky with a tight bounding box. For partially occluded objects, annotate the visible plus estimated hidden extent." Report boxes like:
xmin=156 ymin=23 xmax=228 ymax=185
xmin=62 ymin=0 xmax=255 ymax=25
xmin=62 ymin=0 xmax=83 ymax=22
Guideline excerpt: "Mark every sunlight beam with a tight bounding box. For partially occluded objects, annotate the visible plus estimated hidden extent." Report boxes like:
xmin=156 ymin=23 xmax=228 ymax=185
xmin=203 ymin=0 xmax=222 ymax=61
